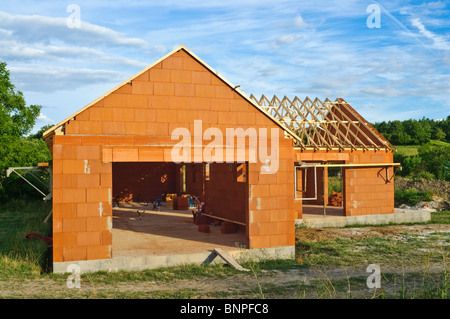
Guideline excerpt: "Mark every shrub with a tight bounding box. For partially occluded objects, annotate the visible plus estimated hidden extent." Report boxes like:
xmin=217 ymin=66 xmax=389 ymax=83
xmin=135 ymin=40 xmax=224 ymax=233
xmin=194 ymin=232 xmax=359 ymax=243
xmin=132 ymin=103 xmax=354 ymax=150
xmin=394 ymin=189 xmax=433 ymax=206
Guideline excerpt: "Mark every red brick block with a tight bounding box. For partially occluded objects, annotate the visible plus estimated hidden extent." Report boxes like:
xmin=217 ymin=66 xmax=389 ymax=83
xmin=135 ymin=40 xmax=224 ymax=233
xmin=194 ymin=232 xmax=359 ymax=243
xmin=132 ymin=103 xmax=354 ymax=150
xmin=221 ymin=221 xmax=237 ymax=234
xmin=197 ymin=214 xmax=211 ymax=225
xmin=198 ymin=224 xmax=210 ymax=233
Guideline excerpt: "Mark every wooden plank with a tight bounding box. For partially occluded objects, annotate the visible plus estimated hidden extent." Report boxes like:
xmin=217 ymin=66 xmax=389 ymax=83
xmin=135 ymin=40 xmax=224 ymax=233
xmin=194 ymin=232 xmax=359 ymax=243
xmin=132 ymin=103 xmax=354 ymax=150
xmin=202 ymin=213 xmax=246 ymax=226
xmin=214 ymin=248 xmax=249 ymax=271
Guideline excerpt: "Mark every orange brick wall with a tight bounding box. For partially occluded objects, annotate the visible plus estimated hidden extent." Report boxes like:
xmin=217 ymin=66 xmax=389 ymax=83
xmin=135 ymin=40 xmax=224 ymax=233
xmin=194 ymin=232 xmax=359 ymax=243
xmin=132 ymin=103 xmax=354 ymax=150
xmin=52 ymin=135 xmax=112 ymax=262
xmin=205 ymin=163 xmax=248 ymax=225
xmin=247 ymin=137 xmax=295 ymax=249
xmin=52 ymin=48 xmax=298 ymax=261
xmin=344 ymin=150 xmax=394 ymax=216
xmin=294 ymin=149 xmax=394 ymax=218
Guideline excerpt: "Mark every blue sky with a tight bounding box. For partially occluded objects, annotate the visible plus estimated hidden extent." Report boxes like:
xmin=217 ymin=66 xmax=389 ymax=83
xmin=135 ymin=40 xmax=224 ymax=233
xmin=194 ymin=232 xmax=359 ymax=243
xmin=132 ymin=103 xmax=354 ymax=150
xmin=0 ymin=0 xmax=449 ymax=133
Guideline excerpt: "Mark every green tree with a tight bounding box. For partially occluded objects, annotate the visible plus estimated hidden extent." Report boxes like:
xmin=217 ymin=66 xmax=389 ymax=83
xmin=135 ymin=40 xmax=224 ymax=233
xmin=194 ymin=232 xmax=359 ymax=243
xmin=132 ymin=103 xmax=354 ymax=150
xmin=0 ymin=62 xmax=41 ymax=137
xmin=0 ymin=61 xmax=50 ymax=200
xmin=418 ymin=143 xmax=450 ymax=180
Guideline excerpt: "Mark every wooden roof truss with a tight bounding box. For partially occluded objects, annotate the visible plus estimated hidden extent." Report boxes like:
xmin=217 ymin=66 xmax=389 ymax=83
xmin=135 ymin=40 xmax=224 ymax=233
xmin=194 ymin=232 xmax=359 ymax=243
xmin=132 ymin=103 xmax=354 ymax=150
xmin=250 ymin=94 xmax=392 ymax=151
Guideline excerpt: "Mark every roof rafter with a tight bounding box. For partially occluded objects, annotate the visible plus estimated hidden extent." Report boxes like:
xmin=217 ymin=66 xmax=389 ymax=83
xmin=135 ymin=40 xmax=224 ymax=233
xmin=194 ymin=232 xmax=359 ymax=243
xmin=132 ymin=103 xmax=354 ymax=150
xmin=250 ymin=95 xmax=392 ymax=151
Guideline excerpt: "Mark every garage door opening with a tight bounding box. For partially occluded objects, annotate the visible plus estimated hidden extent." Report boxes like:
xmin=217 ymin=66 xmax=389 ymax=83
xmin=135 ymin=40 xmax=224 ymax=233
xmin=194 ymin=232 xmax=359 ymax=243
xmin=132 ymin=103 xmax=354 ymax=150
xmin=111 ymin=162 xmax=247 ymax=258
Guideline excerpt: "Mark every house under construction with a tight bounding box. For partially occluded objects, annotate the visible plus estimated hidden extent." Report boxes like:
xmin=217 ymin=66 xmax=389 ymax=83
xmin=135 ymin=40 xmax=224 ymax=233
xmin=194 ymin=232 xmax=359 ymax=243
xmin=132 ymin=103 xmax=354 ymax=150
xmin=42 ymin=45 xmax=405 ymax=273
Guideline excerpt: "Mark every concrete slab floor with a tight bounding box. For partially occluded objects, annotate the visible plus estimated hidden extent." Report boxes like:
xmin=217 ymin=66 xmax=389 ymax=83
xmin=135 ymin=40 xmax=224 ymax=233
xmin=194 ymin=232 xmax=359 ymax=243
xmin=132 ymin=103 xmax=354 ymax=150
xmin=112 ymin=202 xmax=247 ymax=258
xmin=302 ymin=204 xmax=345 ymax=220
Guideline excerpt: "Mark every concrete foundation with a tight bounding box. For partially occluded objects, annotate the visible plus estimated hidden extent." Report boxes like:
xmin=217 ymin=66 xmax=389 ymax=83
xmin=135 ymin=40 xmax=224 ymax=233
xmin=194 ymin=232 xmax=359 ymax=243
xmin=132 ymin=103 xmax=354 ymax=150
xmin=296 ymin=208 xmax=431 ymax=228
xmin=53 ymin=245 xmax=295 ymax=274
xmin=53 ymin=202 xmax=295 ymax=273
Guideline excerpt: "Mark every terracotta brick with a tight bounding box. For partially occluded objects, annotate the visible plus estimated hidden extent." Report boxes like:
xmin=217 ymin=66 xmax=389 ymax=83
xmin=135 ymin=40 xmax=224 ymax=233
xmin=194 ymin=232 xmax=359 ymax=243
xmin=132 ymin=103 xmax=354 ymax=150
xmin=102 ymin=122 xmax=125 ymax=135
xmin=77 ymin=202 xmax=101 ymax=218
xmin=154 ymin=82 xmax=175 ymax=96
xmin=171 ymin=69 xmax=192 ymax=84
xmin=113 ymin=147 xmax=139 ymax=162
xmin=100 ymin=173 xmax=112 ymax=188
xmin=182 ymin=56 xmax=204 ymax=71
xmin=214 ymin=85 xmax=233 ymax=99
xmin=54 ymin=135 xmax=82 ymax=146
xmin=62 ymin=160 xmax=85 ymax=175
xmin=53 ymin=203 xmax=77 ymax=219
xmin=138 ymin=148 xmax=164 ymax=161
xmin=63 ymin=217 xmax=87 ymax=232
xmin=81 ymin=136 xmax=106 ymax=146
xmin=148 ymin=95 xmax=169 ymax=109
xmin=65 ymin=121 xmax=79 ymax=134
xmin=77 ymin=174 xmax=100 ymax=188
xmin=77 ymin=231 xmax=101 ymax=246
xmin=115 ymin=83 xmax=132 ymax=94
xmin=53 ymin=232 xmax=77 ymax=247
xmin=102 ymin=148 xmax=113 ymax=163
xmin=76 ymin=146 xmax=100 ymax=160
xmin=127 ymin=94 xmax=148 ymax=108
xmin=195 ymin=84 xmax=215 ymax=98
xmin=156 ymin=109 xmax=178 ymax=123
xmin=53 ymin=247 xmax=63 ymax=262
xmin=63 ymin=246 xmax=87 ymax=261
xmin=87 ymin=245 xmax=110 ymax=260
xmin=62 ymin=188 xmax=86 ymax=203
xmin=191 ymin=71 xmax=211 ymax=84
xmin=86 ymin=187 xmax=110 ymax=203
xmin=133 ymin=70 xmax=149 ymax=82
xmin=53 ymin=218 xmax=62 ymax=233
xmin=103 ymin=93 xmax=128 ymax=108
xmin=131 ymin=81 xmax=153 ymax=95
xmin=149 ymin=68 xmax=171 ymax=83
xmin=86 ymin=216 xmax=109 ymax=232
xmin=101 ymin=230 xmax=112 ymax=245
xmin=174 ymin=83 xmax=195 ymax=97
xmin=162 ymin=56 xmax=183 ymax=70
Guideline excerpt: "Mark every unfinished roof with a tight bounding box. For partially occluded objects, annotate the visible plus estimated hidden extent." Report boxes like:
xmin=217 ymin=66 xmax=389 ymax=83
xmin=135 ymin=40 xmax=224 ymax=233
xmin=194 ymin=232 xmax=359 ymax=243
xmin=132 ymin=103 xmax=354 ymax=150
xmin=250 ymin=94 xmax=394 ymax=151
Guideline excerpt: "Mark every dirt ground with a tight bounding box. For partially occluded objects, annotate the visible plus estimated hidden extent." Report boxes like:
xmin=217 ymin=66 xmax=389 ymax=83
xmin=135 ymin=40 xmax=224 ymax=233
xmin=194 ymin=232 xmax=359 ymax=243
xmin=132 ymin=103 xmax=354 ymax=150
xmin=295 ymin=223 xmax=450 ymax=242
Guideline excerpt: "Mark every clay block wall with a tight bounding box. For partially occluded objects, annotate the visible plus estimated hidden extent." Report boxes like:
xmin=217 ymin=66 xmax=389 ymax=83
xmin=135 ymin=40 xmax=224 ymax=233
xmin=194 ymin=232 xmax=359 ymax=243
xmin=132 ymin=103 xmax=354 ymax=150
xmin=52 ymin=47 xmax=299 ymax=261
xmin=247 ymin=137 xmax=295 ymax=249
xmin=205 ymin=163 xmax=248 ymax=224
xmin=344 ymin=150 xmax=394 ymax=216
xmin=112 ymin=162 xmax=177 ymax=202
xmin=294 ymin=149 xmax=394 ymax=217
xmin=184 ymin=163 xmax=204 ymax=199
xmin=52 ymin=135 xmax=112 ymax=263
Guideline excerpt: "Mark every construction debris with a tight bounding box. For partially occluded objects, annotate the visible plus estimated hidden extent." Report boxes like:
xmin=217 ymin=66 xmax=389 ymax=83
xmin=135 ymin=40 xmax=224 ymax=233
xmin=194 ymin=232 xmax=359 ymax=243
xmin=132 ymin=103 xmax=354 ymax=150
xmin=328 ymin=191 xmax=342 ymax=206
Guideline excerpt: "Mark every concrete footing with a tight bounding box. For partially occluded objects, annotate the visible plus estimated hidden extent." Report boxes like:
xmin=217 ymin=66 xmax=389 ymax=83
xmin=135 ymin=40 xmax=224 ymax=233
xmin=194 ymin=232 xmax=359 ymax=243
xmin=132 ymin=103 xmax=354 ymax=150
xmin=53 ymin=245 xmax=295 ymax=274
xmin=295 ymin=209 xmax=431 ymax=228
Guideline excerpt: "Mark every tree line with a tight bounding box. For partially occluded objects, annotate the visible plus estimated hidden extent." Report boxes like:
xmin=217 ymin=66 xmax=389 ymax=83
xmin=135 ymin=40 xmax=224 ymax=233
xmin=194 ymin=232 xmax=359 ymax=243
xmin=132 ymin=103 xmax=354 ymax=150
xmin=372 ymin=118 xmax=450 ymax=181
xmin=371 ymin=117 xmax=449 ymax=145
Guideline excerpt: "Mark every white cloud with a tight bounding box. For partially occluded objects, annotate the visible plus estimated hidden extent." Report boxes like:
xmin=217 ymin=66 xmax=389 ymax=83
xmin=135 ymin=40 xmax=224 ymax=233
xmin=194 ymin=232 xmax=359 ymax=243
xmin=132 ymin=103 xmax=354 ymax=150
xmin=411 ymin=17 xmax=450 ymax=50
xmin=9 ymin=65 xmax=127 ymax=93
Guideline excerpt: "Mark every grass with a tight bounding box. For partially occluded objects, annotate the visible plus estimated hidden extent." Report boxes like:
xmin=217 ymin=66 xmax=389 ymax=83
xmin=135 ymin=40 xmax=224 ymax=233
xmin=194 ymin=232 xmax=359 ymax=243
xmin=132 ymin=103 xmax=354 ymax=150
xmin=0 ymin=200 xmax=449 ymax=299
xmin=0 ymin=200 xmax=52 ymax=280
xmin=395 ymin=145 xmax=419 ymax=156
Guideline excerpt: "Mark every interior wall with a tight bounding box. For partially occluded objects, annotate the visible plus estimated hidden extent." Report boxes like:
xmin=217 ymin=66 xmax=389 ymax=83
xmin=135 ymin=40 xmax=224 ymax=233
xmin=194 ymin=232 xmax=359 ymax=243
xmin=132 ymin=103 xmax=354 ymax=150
xmin=112 ymin=162 xmax=177 ymax=202
xmin=204 ymin=163 xmax=248 ymax=225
